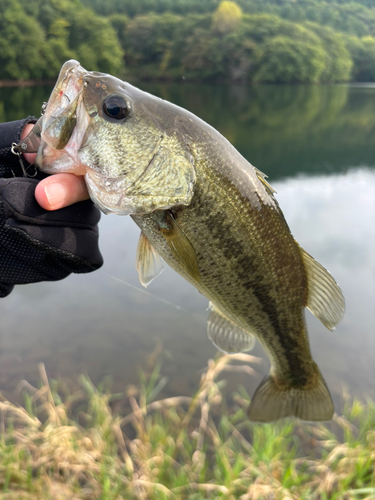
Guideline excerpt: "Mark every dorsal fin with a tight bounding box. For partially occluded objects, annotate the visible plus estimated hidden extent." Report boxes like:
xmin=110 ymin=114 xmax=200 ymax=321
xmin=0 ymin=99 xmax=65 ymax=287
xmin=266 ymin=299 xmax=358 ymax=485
xmin=298 ymin=244 xmax=345 ymax=330
xmin=207 ymin=303 xmax=254 ymax=353
xmin=254 ymin=167 xmax=276 ymax=195
xmin=136 ymin=232 xmax=164 ymax=287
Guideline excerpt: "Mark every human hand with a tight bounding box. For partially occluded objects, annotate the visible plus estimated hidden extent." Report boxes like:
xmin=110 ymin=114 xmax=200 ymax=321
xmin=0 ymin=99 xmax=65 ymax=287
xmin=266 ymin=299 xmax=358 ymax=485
xmin=21 ymin=123 xmax=90 ymax=211
xmin=0 ymin=177 xmax=103 ymax=297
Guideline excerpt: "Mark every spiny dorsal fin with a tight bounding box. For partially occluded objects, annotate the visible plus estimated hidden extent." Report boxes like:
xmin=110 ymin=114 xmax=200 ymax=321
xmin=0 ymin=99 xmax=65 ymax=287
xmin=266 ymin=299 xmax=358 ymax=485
xmin=254 ymin=167 xmax=277 ymax=195
xmin=207 ymin=303 xmax=254 ymax=354
xmin=159 ymin=211 xmax=201 ymax=284
xmin=136 ymin=232 xmax=164 ymax=288
xmin=298 ymin=244 xmax=345 ymax=330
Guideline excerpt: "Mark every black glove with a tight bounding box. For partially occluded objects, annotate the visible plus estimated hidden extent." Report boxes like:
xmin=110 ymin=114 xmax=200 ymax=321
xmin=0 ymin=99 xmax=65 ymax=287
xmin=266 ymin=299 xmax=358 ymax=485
xmin=0 ymin=177 xmax=103 ymax=297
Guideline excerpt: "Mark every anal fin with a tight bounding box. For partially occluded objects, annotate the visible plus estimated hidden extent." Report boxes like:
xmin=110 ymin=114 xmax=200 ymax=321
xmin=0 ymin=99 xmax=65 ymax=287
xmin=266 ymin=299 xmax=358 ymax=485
xmin=207 ymin=303 xmax=254 ymax=354
xmin=136 ymin=232 xmax=164 ymax=287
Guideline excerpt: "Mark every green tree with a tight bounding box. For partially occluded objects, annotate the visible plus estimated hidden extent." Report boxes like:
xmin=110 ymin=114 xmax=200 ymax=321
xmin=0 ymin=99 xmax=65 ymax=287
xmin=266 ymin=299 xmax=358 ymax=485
xmin=67 ymin=9 xmax=124 ymax=74
xmin=212 ymin=1 xmax=242 ymax=34
xmin=43 ymin=18 xmax=75 ymax=78
xmin=346 ymin=35 xmax=375 ymax=81
xmin=182 ymin=29 xmax=225 ymax=80
xmin=0 ymin=0 xmax=48 ymax=80
xmin=223 ymin=33 xmax=259 ymax=81
xmin=304 ymin=22 xmax=353 ymax=81
xmin=240 ymin=14 xmax=322 ymax=46
xmin=125 ymin=13 xmax=181 ymax=66
xmin=108 ymin=14 xmax=129 ymax=51
xmin=124 ymin=12 xmax=210 ymax=78
xmin=254 ymin=35 xmax=327 ymax=83
xmin=12 ymin=0 xmax=124 ymax=78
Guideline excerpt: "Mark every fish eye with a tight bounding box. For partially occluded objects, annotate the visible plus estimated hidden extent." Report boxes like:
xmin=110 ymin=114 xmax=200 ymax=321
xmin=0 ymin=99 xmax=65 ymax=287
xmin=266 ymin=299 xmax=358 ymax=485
xmin=103 ymin=95 xmax=129 ymax=121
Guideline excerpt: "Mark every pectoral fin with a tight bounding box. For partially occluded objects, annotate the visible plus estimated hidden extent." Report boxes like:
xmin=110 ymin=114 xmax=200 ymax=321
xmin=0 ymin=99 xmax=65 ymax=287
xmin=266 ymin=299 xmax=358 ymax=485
xmin=207 ymin=303 xmax=254 ymax=353
xmin=159 ymin=211 xmax=201 ymax=284
xmin=298 ymin=244 xmax=345 ymax=330
xmin=136 ymin=232 xmax=164 ymax=287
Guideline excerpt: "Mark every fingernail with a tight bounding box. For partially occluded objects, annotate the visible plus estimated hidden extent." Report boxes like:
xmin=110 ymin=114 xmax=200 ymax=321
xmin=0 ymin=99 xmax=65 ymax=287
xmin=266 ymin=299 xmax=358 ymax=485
xmin=44 ymin=183 xmax=68 ymax=208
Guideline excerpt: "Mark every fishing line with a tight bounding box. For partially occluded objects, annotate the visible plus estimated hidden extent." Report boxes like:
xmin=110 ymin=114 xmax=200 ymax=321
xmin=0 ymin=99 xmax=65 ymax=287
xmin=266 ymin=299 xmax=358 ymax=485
xmin=101 ymin=270 xmax=205 ymax=319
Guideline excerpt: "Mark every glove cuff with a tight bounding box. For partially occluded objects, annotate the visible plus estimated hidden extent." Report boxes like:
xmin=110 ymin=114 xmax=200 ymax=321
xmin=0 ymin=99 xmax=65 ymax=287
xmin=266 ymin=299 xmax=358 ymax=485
xmin=0 ymin=117 xmax=37 ymax=178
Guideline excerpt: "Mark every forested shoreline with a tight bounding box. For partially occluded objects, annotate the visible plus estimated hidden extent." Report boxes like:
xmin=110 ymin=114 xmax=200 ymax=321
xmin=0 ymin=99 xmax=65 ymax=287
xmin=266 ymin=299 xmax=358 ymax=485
xmin=1 ymin=0 xmax=375 ymax=83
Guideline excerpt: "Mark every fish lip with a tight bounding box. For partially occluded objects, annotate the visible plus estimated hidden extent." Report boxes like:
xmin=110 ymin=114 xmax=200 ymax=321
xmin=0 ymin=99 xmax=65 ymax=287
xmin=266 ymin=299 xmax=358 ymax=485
xmin=42 ymin=60 xmax=87 ymax=125
xmin=38 ymin=61 xmax=91 ymax=171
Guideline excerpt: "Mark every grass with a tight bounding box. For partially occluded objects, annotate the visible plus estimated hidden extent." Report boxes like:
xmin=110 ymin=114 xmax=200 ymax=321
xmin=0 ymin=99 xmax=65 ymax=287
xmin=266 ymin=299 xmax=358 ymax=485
xmin=0 ymin=350 xmax=374 ymax=500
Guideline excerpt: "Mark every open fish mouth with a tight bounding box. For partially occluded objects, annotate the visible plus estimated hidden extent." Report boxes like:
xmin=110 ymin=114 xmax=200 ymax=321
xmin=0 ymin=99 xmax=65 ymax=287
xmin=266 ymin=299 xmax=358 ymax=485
xmin=19 ymin=60 xmax=89 ymax=174
xmin=43 ymin=60 xmax=87 ymax=126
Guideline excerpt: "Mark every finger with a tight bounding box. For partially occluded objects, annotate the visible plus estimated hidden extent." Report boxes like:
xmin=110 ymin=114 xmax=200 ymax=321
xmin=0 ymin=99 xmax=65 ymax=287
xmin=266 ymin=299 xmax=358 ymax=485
xmin=35 ymin=173 xmax=89 ymax=211
xmin=20 ymin=123 xmax=37 ymax=164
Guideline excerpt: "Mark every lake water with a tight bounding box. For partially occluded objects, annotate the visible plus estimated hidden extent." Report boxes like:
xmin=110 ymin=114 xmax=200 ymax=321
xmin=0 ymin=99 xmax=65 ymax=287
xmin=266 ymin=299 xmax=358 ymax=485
xmin=0 ymin=83 xmax=374 ymax=411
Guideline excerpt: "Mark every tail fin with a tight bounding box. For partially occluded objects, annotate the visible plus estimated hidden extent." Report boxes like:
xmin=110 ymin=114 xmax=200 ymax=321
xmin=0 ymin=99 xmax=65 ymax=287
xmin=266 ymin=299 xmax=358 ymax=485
xmin=248 ymin=368 xmax=334 ymax=423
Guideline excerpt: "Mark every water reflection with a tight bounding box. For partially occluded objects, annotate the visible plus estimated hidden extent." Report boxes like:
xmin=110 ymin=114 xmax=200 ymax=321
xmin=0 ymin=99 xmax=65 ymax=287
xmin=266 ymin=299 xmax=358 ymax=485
xmin=0 ymin=83 xmax=374 ymax=410
xmin=1 ymin=82 xmax=375 ymax=179
xmin=140 ymin=82 xmax=375 ymax=178
xmin=0 ymin=86 xmax=51 ymax=123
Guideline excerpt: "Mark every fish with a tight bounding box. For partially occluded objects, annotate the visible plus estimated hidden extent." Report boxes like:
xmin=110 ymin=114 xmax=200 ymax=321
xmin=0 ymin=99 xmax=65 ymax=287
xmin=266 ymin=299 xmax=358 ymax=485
xmin=20 ymin=60 xmax=345 ymax=423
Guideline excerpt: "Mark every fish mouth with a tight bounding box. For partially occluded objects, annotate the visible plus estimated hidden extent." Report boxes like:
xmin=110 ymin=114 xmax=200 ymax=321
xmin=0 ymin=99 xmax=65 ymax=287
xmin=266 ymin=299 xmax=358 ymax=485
xmin=17 ymin=61 xmax=87 ymax=159
xmin=35 ymin=60 xmax=92 ymax=174
xmin=44 ymin=60 xmax=87 ymax=124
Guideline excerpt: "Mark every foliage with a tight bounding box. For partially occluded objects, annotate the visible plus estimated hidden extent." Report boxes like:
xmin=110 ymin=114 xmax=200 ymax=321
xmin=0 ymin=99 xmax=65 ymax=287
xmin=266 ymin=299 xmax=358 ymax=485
xmin=0 ymin=1 xmax=48 ymax=80
xmin=0 ymin=356 xmax=375 ymax=499
xmin=1 ymin=0 xmax=375 ymax=82
xmin=0 ymin=0 xmax=124 ymax=81
xmin=67 ymin=9 xmax=123 ymax=75
xmin=82 ymin=0 xmax=375 ymax=38
xmin=345 ymin=35 xmax=375 ymax=81
xmin=125 ymin=13 xmax=185 ymax=66
xmin=254 ymin=35 xmax=327 ymax=83
xmin=119 ymin=9 xmax=361 ymax=83
xmin=108 ymin=13 xmax=129 ymax=51
xmin=304 ymin=22 xmax=353 ymax=82
xmin=212 ymin=0 xmax=243 ymax=34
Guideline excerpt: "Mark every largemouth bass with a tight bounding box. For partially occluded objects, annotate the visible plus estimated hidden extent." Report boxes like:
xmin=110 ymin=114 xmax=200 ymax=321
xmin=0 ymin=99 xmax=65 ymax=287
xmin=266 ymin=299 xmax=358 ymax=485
xmin=20 ymin=60 xmax=345 ymax=422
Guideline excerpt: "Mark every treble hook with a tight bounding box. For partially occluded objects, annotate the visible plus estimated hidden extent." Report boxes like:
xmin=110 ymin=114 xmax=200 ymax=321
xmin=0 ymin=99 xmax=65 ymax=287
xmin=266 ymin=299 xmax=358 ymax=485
xmin=11 ymin=143 xmax=38 ymax=178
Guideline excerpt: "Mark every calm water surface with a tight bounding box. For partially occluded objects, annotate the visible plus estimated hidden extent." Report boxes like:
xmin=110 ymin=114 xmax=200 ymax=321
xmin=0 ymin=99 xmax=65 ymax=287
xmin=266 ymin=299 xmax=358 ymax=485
xmin=0 ymin=83 xmax=374 ymax=410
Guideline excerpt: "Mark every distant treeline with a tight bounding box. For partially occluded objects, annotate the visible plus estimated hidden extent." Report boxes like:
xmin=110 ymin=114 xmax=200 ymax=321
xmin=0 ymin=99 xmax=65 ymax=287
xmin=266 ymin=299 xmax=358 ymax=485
xmin=1 ymin=0 xmax=375 ymax=83
xmin=82 ymin=0 xmax=375 ymax=37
